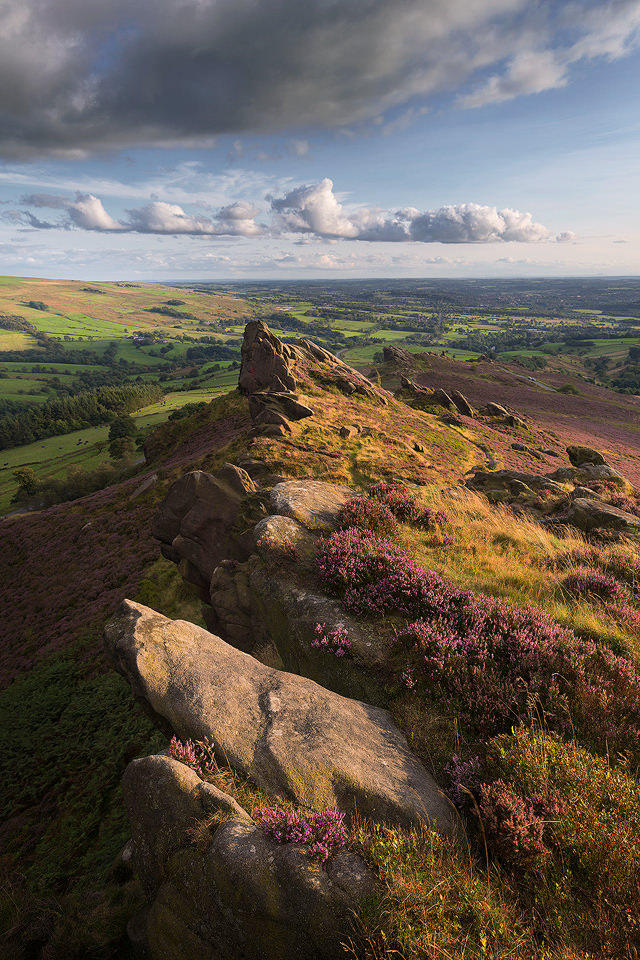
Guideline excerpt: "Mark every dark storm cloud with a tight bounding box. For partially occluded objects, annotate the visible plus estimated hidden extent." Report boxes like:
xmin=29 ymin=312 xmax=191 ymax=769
xmin=1 ymin=0 xmax=639 ymax=157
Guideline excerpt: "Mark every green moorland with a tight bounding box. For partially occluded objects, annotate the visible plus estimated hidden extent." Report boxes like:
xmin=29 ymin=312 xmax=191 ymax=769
xmin=3 ymin=277 xmax=640 ymax=958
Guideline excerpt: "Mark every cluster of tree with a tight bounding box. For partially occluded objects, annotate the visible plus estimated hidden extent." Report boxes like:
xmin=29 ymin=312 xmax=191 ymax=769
xmin=0 ymin=382 xmax=162 ymax=449
xmin=0 ymin=314 xmax=37 ymax=333
xmin=24 ymin=300 xmax=49 ymax=311
xmin=185 ymin=343 xmax=239 ymax=361
xmin=12 ymin=461 xmax=128 ymax=507
xmin=611 ymin=364 xmax=640 ymax=393
xmin=146 ymin=305 xmax=198 ymax=320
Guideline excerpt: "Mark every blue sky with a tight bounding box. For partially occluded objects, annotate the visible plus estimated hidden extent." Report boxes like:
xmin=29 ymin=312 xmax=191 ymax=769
xmin=0 ymin=0 xmax=639 ymax=281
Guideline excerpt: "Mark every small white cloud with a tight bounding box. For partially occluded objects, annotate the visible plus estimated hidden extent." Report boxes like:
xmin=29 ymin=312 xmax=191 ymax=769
xmin=271 ymin=178 xmax=360 ymax=238
xmin=68 ymin=194 xmax=124 ymax=231
xmin=288 ymin=138 xmax=310 ymax=157
xmin=125 ymin=201 xmax=216 ymax=234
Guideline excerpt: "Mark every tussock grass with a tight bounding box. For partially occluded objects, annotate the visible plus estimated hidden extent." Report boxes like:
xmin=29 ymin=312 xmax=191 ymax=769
xmin=396 ymin=486 xmax=640 ymax=661
xmin=347 ymin=822 xmax=569 ymax=960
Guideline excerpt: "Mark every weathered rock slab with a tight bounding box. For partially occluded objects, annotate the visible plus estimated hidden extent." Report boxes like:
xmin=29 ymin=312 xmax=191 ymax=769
xmin=105 ymin=601 xmax=455 ymax=834
xmin=270 ymin=480 xmax=359 ymax=532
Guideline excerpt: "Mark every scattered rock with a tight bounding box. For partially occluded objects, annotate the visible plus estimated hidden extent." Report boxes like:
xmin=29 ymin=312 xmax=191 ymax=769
xmin=468 ymin=469 xmax=566 ymax=496
xmin=484 ymin=402 xmax=511 ymax=417
xmin=549 ymin=467 xmax=577 ymax=482
xmin=249 ymin=392 xmax=314 ymax=423
xmin=505 ymin=414 xmax=526 ymax=429
xmin=511 ymin=443 xmax=529 ymax=452
xmin=578 ymin=463 xmax=633 ymax=491
xmin=252 ymin=408 xmax=293 ymax=430
xmin=450 ymin=390 xmax=475 ymax=417
xmin=413 ymin=441 xmax=425 ymax=453
xmin=383 ymin=344 xmax=415 ymax=366
xmin=566 ymin=499 xmax=640 ymax=534
xmin=105 ymin=601 xmax=456 ymax=834
xmin=339 ymin=425 xmax=359 ymax=439
xmin=431 ymin=388 xmax=454 ymax=409
xmin=572 ymin=486 xmax=603 ymax=500
xmin=152 ymin=464 xmax=264 ymax=597
xmin=566 ymin=445 xmax=607 ymax=467
xmin=255 ymin=423 xmax=289 ymax=438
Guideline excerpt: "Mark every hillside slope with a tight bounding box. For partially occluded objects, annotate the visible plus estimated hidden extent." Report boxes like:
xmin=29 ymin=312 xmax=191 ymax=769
xmin=2 ymin=322 xmax=640 ymax=959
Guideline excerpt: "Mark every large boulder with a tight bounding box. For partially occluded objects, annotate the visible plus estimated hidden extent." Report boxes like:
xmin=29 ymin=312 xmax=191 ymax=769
xmin=104 ymin=601 xmax=455 ymax=834
xmin=152 ymin=464 xmax=265 ymax=597
xmin=467 ymin=469 xmax=565 ymax=495
xmin=124 ymin=754 xmax=375 ymax=960
xmin=566 ymin=498 xmax=640 ymax=534
xmin=577 ymin=463 xmax=634 ymax=492
xmin=484 ymin=402 xmax=511 ymax=417
xmin=239 ymin=320 xmax=297 ymax=395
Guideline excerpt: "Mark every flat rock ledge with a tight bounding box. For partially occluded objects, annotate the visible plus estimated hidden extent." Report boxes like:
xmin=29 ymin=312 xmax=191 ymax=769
xmin=104 ymin=600 xmax=455 ymax=835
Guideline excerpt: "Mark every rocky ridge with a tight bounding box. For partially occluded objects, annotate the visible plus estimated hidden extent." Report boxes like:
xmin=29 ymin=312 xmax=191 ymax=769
xmin=105 ymin=325 xmax=456 ymax=959
xmin=105 ymin=321 xmax=640 ymax=959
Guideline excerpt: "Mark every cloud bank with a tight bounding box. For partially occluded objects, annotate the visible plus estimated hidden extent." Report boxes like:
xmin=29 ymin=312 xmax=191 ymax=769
xmin=271 ymin=179 xmax=571 ymax=243
xmin=0 ymin=0 xmax=639 ymax=156
xmin=4 ymin=194 xmax=264 ymax=236
xmin=6 ymin=179 xmax=572 ymax=244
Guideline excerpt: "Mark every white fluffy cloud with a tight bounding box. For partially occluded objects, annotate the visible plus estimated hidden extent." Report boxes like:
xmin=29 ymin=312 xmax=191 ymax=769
xmin=68 ymin=195 xmax=124 ymax=231
xmin=461 ymin=0 xmax=640 ymax=108
xmin=9 ymin=179 xmax=571 ymax=242
xmin=0 ymin=0 xmax=638 ymax=156
xmin=8 ymin=192 xmax=264 ymax=236
xmin=271 ymin=179 xmax=565 ymax=243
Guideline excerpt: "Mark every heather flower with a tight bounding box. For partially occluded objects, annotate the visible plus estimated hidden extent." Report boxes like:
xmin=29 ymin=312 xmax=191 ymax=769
xmin=368 ymin=480 xmax=448 ymax=528
xmin=169 ymin=736 xmax=217 ymax=778
xmin=252 ymin=805 xmax=347 ymax=864
xmin=564 ymin=566 xmax=628 ymax=603
xmin=337 ymin=496 xmax=398 ymax=536
xmin=312 ymin=622 xmax=352 ymax=657
xmin=445 ymin=754 xmax=483 ymax=806
xmin=316 ymin=525 xmax=640 ymax=756
xmin=479 ymin=779 xmax=550 ymax=867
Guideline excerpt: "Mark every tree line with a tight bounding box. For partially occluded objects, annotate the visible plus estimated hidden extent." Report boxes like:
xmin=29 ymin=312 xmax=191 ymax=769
xmin=0 ymin=382 xmax=163 ymax=450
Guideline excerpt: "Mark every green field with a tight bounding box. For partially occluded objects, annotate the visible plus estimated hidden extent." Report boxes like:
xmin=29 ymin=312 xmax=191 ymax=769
xmin=0 ymin=386 xmax=231 ymax=514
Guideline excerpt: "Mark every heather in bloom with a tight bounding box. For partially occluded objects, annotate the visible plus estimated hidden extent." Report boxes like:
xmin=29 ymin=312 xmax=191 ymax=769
xmin=316 ymin=525 xmax=640 ymax=757
xmin=252 ymin=805 xmax=347 ymax=864
xmin=478 ymin=779 xmax=551 ymax=868
xmin=337 ymin=495 xmax=398 ymax=536
xmin=564 ymin=566 xmax=628 ymax=603
xmin=169 ymin=736 xmax=217 ymax=778
xmin=312 ymin=622 xmax=352 ymax=657
xmin=368 ymin=480 xmax=448 ymax=528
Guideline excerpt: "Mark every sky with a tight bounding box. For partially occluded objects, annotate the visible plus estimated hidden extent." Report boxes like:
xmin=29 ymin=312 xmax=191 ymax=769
xmin=0 ymin=0 xmax=639 ymax=282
